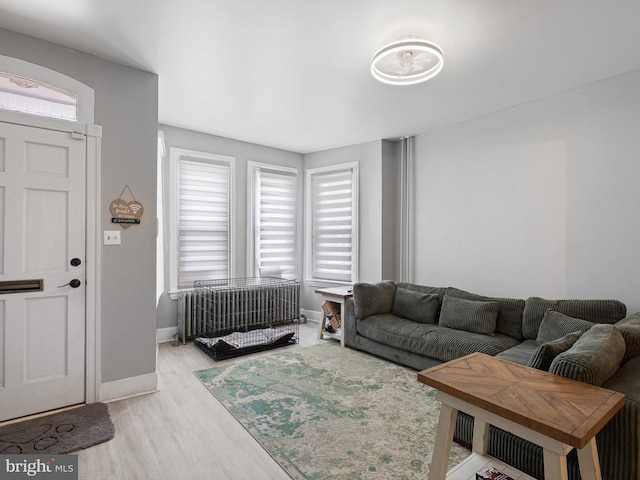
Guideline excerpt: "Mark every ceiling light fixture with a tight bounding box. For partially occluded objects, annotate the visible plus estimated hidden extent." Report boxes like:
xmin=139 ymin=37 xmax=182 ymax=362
xmin=371 ymin=37 xmax=444 ymax=86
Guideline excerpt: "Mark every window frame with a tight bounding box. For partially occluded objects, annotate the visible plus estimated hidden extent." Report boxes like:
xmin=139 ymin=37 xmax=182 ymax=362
xmin=304 ymin=162 xmax=359 ymax=286
xmin=169 ymin=147 xmax=235 ymax=295
xmin=247 ymin=161 xmax=300 ymax=279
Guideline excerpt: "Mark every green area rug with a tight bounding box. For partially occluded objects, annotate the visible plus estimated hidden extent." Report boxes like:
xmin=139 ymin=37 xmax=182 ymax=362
xmin=194 ymin=343 xmax=469 ymax=479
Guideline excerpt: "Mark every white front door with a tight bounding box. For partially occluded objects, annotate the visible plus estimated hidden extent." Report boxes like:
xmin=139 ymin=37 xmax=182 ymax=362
xmin=0 ymin=121 xmax=86 ymax=422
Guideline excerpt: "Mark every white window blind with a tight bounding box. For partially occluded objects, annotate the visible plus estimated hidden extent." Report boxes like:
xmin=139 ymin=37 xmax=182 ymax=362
xmin=172 ymin=150 xmax=232 ymax=290
xmin=251 ymin=165 xmax=298 ymax=279
xmin=308 ymin=165 xmax=358 ymax=283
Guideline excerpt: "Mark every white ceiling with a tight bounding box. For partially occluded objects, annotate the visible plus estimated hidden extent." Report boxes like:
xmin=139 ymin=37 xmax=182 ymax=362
xmin=0 ymin=1 xmax=639 ymax=153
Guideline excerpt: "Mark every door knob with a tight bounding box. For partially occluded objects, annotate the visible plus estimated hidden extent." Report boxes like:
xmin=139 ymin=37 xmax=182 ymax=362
xmin=58 ymin=279 xmax=81 ymax=288
xmin=70 ymin=258 xmax=82 ymax=267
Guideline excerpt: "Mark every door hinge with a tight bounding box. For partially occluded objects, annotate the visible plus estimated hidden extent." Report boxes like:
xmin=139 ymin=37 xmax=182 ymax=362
xmin=71 ymin=131 xmax=86 ymax=140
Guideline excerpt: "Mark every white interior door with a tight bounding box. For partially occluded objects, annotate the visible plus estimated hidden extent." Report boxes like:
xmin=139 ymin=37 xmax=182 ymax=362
xmin=0 ymin=121 xmax=86 ymax=422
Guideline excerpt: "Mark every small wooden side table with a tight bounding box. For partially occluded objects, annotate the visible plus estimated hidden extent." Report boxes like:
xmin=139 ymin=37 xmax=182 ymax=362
xmin=314 ymin=286 xmax=353 ymax=347
xmin=418 ymin=352 xmax=625 ymax=480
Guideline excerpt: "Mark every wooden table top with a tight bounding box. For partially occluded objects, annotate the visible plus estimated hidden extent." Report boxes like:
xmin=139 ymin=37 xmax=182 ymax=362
xmin=417 ymin=352 xmax=625 ymax=449
xmin=314 ymin=286 xmax=353 ymax=299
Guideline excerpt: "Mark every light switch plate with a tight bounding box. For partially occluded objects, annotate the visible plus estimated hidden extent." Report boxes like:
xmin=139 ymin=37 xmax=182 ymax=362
xmin=104 ymin=230 xmax=121 ymax=245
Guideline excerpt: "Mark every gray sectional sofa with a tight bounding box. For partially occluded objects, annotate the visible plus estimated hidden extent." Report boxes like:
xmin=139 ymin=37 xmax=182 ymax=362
xmin=343 ymin=281 xmax=640 ymax=480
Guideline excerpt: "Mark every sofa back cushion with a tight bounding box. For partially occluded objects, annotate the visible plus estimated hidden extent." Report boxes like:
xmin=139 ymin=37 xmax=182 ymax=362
xmin=549 ymin=324 xmax=625 ymax=386
xmin=536 ymin=310 xmax=594 ymax=344
xmin=445 ymin=287 xmax=525 ymax=340
xmin=353 ymin=281 xmax=396 ymax=319
xmin=395 ymin=282 xmax=447 ymax=297
xmin=527 ymin=331 xmax=583 ymax=371
xmin=615 ymin=313 xmax=640 ymax=363
xmin=439 ymin=295 xmax=498 ymax=336
xmin=396 ymin=282 xmax=447 ymax=315
xmin=522 ymin=297 xmax=626 ymax=340
xmin=392 ymin=288 xmax=440 ymax=324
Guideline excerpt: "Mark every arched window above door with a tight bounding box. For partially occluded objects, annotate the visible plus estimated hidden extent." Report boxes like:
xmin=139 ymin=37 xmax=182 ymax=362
xmin=0 ymin=72 xmax=78 ymax=121
xmin=0 ymin=55 xmax=94 ymax=125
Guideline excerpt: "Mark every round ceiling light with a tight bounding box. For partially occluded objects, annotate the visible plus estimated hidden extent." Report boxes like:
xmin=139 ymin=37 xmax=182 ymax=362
xmin=371 ymin=37 xmax=444 ymax=86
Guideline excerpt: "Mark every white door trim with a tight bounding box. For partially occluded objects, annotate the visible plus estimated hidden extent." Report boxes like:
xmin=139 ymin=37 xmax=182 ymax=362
xmin=0 ymin=54 xmax=101 ymax=408
xmin=84 ymin=124 xmax=102 ymax=404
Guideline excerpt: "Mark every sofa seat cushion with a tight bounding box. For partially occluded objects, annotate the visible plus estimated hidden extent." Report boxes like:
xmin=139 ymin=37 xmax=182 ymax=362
xmin=495 ymin=340 xmax=539 ymax=366
xmin=406 ymin=326 xmax=520 ymax=363
xmin=356 ymin=315 xmax=519 ymax=362
xmin=356 ymin=314 xmax=437 ymax=353
xmin=615 ymin=313 xmax=640 ymax=363
xmin=536 ymin=310 xmax=593 ymax=344
xmin=445 ymin=287 xmax=525 ymax=340
xmin=522 ymin=297 xmax=626 ymax=340
xmin=439 ymin=295 xmax=498 ymax=336
xmin=392 ymin=288 xmax=440 ymax=324
xmin=603 ymin=355 xmax=640 ymax=397
xmin=549 ymin=324 xmax=625 ymax=386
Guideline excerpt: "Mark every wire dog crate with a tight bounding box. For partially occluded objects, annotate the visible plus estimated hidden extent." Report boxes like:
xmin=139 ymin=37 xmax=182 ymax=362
xmin=192 ymin=277 xmax=300 ymax=360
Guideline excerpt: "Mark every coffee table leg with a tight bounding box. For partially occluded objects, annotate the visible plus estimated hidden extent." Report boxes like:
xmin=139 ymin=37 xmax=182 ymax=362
xmin=472 ymin=418 xmax=490 ymax=456
xmin=429 ymin=403 xmax=458 ymax=480
xmin=576 ymin=439 xmax=602 ymax=480
xmin=543 ymin=449 xmax=569 ymax=480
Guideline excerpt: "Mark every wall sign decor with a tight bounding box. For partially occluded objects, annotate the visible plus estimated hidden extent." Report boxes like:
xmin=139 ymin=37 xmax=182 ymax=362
xmin=110 ymin=185 xmax=143 ymax=229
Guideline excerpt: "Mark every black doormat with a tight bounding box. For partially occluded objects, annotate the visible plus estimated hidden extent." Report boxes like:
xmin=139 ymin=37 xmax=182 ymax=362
xmin=0 ymin=403 xmax=115 ymax=454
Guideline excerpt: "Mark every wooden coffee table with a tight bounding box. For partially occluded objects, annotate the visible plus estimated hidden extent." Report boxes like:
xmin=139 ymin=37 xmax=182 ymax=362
xmin=417 ymin=353 xmax=625 ymax=480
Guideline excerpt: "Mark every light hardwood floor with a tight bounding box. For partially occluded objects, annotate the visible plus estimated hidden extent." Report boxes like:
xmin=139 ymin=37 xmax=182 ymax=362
xmin=77 ymin=321 xmax=324 ymax=480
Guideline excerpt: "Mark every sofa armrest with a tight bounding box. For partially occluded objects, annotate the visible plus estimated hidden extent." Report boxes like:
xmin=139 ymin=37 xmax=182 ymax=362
xmin=596 ymin=392 xmax=640 ymax=480
xmin=343 ymin=297 xmax=357 ymax=346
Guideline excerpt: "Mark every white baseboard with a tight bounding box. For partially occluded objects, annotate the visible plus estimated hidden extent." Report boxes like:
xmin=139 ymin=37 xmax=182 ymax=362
xmin=100 ymin=372 xmax=159 ymax=403
xmin=302 ymin=308 xmax=322 ymax=323
xmin=157 ymin=326 xmax=179 ymax=344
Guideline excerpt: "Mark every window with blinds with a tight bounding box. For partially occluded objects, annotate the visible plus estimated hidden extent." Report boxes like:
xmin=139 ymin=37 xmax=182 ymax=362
xmin=170 ymin=148 xmax=233 ymax=290
xmin=250 ymin=164 xmax=298 ymax=279
xmin=307 ymin=163 xmax=358 ymax=284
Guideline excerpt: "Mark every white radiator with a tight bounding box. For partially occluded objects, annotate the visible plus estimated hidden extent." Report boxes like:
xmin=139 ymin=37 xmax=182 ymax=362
xmin=177 ymin=289 xmax=198 ymax=343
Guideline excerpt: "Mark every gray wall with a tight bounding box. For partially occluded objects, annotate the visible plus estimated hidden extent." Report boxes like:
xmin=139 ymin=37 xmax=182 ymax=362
xmin=0 ymin=27 xmax=159 ymax=383
xmin=413 ymin=68 xmax=640 ymax=313
xmin=157 ymin=125 xmax=303 ymax=329
xmin=381 ymin=139 xmax=400 ymax=280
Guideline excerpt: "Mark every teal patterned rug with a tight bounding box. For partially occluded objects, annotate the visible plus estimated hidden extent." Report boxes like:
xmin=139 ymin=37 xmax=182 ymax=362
xmin=194 ymin=343 xmax=469 ymax=479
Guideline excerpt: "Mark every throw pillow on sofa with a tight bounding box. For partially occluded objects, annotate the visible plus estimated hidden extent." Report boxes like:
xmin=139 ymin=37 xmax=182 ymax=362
xmin=392 ymin=288 xmax=440 ymax=324
xmin=615 ymin=312 xmax=640 ymax=363
xmin=536 ymin=310 xmax=594 ymax=344
xmin=522 ymin=297 xmax=627 ymax=340
xmin=549 ymin=324 xmax=625 ymax=386
xmin=439 ymin=295 xmax=498 ymax=336
xmin=527 ymin=331 xmax=583 ymax=371
xmin=353 ymin=281 xmax=396 ymax=319
xmin=445 ymin=287 xmax=525 ymax=340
